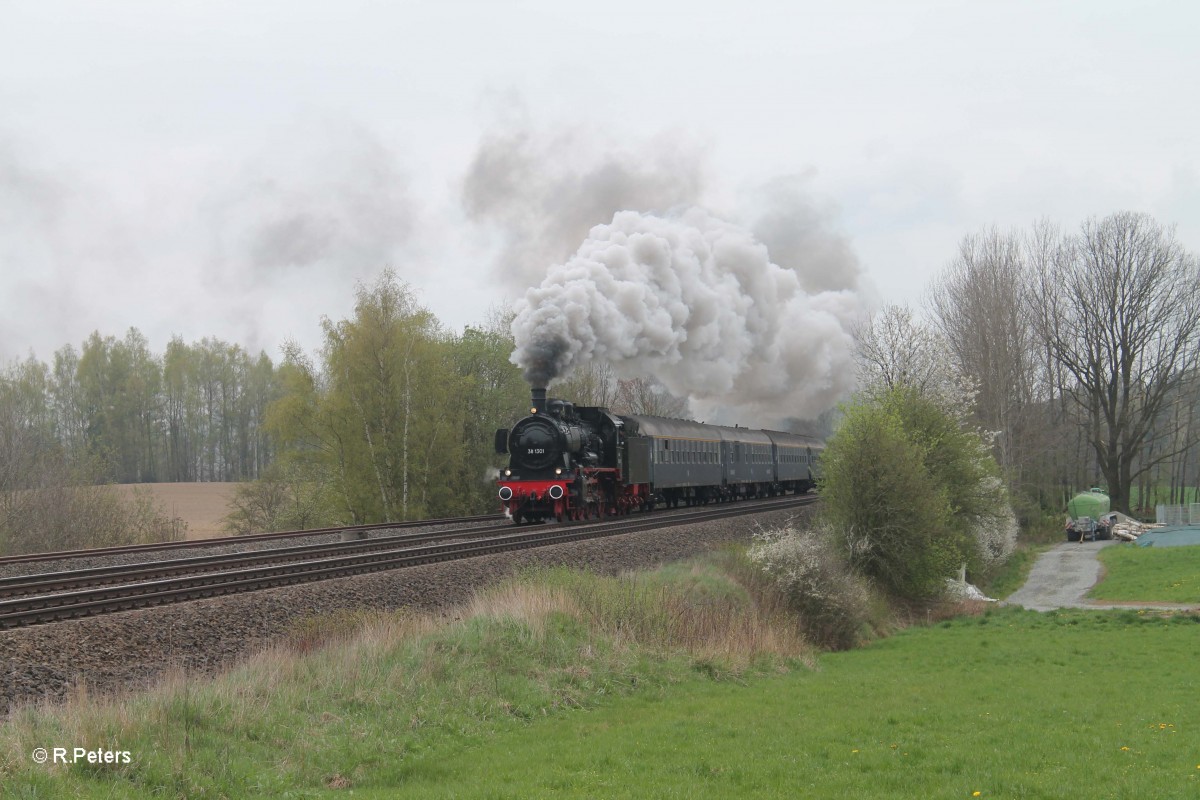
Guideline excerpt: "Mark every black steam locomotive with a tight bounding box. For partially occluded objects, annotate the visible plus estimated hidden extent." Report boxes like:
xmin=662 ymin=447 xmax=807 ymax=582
xmin=495 ymin=388 xmax=822 ymax=523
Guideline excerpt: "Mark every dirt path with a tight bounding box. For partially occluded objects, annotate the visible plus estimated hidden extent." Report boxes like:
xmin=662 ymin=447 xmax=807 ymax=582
xmin=1006 ymin=540 xmax=1199 ymax=612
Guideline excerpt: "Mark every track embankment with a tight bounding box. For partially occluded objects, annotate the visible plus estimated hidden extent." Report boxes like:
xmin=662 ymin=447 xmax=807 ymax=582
xmin=1 ymin=504 xmax=811 ymax=715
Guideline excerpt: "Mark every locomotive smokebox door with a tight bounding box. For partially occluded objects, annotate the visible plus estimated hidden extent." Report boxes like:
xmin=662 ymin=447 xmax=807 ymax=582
xmin=494 ymin=428 xmax=509 ymax=455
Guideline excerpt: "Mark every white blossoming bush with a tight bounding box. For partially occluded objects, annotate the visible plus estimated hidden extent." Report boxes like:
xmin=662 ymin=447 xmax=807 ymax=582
xmin=968 ymin=492 xmax=1019 ymax=573
xmin=747 ymin=521 xmax=871 ymax=651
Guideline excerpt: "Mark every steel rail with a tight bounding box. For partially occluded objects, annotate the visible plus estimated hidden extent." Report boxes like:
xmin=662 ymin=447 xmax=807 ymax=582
xmin=0 ymin=495 xmax=816 ymax=629
xmin=0 ymin=513 xmax=502 ymax=567
xmin=0 ymin=522 xmax=519 ymax=600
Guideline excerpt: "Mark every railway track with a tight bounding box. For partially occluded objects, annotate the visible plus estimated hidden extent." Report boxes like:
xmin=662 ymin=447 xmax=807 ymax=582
xmin=0 ymin=495 xmax=816 ymax=630
xmin=0 ymin=522 xmax=522 ymax=600
xmin=0 ymin=513 xmax=502 ymax=568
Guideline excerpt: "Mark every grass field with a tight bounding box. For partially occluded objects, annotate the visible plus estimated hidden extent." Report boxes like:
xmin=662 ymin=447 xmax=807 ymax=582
xmin=1091 ymin=544 xmax=1200 ymax=603
xmin=4 ymin=557 xmax=1199 ymax=799
xmin=403 ymin=610 xmax=1200 ymax=800
xmin=1131 ymin=487 xmax=1199 ymax=508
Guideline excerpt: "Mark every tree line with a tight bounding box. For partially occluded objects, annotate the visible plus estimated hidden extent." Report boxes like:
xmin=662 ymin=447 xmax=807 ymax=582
xmin=858 ymin=211 xmax=1200 ymax=518
xmin=0 ymin=330 xmax=278 ymax=487
xmin=3 ymin=210 xmax=1196 ymax=553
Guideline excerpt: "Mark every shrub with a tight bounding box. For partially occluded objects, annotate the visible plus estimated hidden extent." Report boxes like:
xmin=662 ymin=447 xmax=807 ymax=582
xmin=0 ymin=483 xmax=184 ymax=556
xmin=0 ymin=451 xmax=184 ymax=555
xmin=747 ymin=521 xmax=872 ymax=650
xmin=819 ymin=385 xmax=1013 ymax=600
xmin=223 ymin=462 xmax=339 ymax=534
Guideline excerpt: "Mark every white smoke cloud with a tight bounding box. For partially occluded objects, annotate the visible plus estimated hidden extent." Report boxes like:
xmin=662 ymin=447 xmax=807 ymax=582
xmin=511 ymin=208 xmax=861 ymax=426
xmin=462 ymin=120 xmax=707 ymax=289
xmin=751 ymin=173 xmax=865 ymax=294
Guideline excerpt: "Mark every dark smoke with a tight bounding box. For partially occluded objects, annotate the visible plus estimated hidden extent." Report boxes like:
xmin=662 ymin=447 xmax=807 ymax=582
xmin=0 ymin=136 xmax=118 ymax=360
xmin=519 ymin=333 xmax=571 ymax=388
xmin=209 ymin=126 xmax=414 ymax=284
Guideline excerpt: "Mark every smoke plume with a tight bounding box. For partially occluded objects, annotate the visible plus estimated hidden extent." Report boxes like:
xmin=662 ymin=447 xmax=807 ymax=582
xmin=751 ymin=174 xmax=865 ymax=293
xmin=511 ymin=208 xmax=861 ymax=425
xmin=462 ymin=122 xmax=706 ymax=288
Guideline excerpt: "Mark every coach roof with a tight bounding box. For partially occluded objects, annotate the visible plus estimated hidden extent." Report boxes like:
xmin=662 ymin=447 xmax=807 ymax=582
xmin=620 ymin=414 xmax=720 ymax=440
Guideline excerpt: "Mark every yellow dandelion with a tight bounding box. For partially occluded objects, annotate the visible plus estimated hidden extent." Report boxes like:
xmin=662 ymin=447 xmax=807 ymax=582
xmin=1121 ymin=747 xmax=1130 ymax=751
xmin=973 ymin=793 xmax=982 ymax=797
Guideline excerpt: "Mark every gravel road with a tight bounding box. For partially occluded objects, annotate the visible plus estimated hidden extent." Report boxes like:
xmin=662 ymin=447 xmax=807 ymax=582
xmin=1006 ymin=540 xmax=1200 ymax=612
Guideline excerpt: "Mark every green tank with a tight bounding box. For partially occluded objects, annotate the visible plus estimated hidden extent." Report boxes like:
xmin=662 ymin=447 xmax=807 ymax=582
xmin=1067 ymin=488 xmax=1110 ymax=520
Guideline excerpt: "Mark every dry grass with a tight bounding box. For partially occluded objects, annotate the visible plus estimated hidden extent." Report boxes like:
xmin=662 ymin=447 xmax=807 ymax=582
xmin=114 ymin=483 xmax=240 ymax=539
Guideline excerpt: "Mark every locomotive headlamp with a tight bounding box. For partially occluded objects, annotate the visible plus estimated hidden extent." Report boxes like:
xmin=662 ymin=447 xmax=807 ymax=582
xmin=531 ymin=407 xmax=538 ymax=414
xmin=555 ymin=467 xmax=562 ymax=475
xmin=504 ymin=469 xmax=511 ymax=476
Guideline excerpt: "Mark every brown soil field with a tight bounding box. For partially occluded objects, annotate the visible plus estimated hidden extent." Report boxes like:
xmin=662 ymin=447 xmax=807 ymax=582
xmin=115 ymin=482 xmax=241 ymax=540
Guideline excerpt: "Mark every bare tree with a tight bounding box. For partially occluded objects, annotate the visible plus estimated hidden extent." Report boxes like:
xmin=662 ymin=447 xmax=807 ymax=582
xmin=852 ymin=304 xmax=970 ymax=413
xmin=1029 ymin=212 xmax=1200 ymax=513
xmin=927 ymin=228 xmax=1041 ymax=480
xmin=612 ymin=376 xmax=689 ymax=417
xmin=550 ymin=361 xmax=617 ymax=407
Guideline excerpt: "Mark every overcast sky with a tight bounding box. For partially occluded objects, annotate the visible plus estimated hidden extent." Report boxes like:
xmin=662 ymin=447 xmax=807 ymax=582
xmin=1 ymin=0 xmax=1196 ymax=364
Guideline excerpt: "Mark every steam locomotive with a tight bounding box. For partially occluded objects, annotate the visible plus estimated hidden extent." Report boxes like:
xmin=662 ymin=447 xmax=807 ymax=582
xmin=494 ymin=388 xmax=823 ymax=523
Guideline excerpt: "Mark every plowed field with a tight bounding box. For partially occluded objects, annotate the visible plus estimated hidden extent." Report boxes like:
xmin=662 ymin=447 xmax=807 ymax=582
xmin=115 ymin=482 xmax=240 ymax=539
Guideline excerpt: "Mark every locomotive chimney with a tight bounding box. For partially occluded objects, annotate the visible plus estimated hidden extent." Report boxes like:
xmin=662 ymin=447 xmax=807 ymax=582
xmin=531 ymin=387 xmax=547 ymax=414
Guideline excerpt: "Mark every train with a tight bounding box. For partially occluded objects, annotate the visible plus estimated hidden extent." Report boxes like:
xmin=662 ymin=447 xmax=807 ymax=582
xmin=494 ymin=387 xmax=824 ymax=523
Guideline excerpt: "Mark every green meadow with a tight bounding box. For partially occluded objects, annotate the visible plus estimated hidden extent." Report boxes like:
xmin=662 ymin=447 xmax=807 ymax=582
xmin=1091 ymin=544 xmax=1200 ymax=604
xmin=400 ymin=609 xmax=1200 ymax=800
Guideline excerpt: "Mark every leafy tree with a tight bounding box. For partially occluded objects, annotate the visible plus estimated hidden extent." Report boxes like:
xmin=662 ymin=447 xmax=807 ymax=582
xmin=49 ymin=344 xmax=87 ymax=463
xmin=269 ymin=270 xmax=467 ymax=522
xmin=820 ymin=386 xmax=1010 ymax=600
xmin=448 ymin=319 xmax=529 ymax=513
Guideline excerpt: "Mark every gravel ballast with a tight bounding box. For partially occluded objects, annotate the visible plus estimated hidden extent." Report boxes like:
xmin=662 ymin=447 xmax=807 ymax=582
xmin=1 ymin=506 xmax=808 ymax=715
xmin=0 ymin=520 xmax=501 ymax=582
